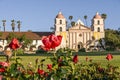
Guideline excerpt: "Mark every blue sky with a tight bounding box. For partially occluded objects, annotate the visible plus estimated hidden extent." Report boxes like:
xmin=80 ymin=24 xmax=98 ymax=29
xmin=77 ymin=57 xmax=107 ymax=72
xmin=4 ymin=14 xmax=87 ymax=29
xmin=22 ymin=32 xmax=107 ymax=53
xmin=0 ymin=0 xmax=120 ymax=32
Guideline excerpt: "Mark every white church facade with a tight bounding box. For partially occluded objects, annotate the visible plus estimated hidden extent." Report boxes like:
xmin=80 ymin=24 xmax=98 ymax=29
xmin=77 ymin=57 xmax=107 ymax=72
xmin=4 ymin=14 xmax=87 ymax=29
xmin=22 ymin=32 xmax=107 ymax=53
xmin=55 ymin=12 xmax=105 ymax=51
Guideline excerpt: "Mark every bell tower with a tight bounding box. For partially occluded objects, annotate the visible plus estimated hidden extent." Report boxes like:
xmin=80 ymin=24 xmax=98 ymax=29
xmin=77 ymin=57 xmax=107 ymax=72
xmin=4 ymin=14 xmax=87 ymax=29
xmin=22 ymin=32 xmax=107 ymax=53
xmin=91 ymin=12 xmax=105 ymax=40
xmin=54 ymin=12 xmax=67 ymax=48
xmin=54 ymin=12 xmax=66 ymax=33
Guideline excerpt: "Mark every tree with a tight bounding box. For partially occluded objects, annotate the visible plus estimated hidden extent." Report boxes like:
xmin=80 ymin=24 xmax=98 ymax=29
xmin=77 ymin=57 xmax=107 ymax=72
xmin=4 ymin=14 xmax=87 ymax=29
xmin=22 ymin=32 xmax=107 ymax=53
xmin=101 ymin=13 xmax=107 ymax=20
xmin=84 ymin=15 xmax=88 ymax=26
xmin=11 ymin=20 xmax=15 ymax=32
xmin=50 ymin=26 xmax=55 ymax=32
xmin=71 ymin=21 xmax=75 ymax=26
xmin=17 ymin=20 xmax=21 ymax=32
xmin=101 ymin=14 xmax=107 ymax=24
xmin=7 ymin=33 xmax=18 ymax=43
xmin=18 ymin=34 xmax=32 ymax=49
xmin=23 ymin=38 xmax=32 ymax=49
xmin=18 ymin=34 xmax=26 ymax=43
xmin=68 ymin=16 xmax=73 ymax=27
xmin=69 ymin=16 xmax=73 ymax=21
xmin=101 ymin=13 xmax=107 ymax=29
xmin=2 ymin=20 xmax=6 ymax=32
xmin=105 ymin=29 xmax=120 ymax=50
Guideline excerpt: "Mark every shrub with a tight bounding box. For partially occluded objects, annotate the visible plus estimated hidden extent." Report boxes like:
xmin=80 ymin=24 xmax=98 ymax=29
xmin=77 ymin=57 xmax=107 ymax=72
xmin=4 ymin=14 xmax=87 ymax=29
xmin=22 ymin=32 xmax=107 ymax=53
xmin=1 ymin=48 xmax=120 ymax=79
xmin=16 ymin=48 xmax=24 ymax=55
xmin=78 ymin=48 xmax=86 ymax=52
xmin=36 ymin=49 xmax=47 ymax=54
xmin=106 ymin=47 xmax=115 ymax=51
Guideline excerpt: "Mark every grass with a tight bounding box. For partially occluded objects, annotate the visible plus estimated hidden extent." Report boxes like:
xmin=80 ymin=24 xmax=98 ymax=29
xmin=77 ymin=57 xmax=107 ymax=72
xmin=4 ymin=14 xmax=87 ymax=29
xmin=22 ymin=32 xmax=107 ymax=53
xmin=0 ymin=51 xmax=120 ymax=70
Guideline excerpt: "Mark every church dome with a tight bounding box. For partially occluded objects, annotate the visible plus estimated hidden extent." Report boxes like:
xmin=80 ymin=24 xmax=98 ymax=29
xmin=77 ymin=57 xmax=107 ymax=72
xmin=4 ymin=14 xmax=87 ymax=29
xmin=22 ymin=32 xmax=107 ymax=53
xmin=56 ymin=12 xmax=65 ymax=18
xmin=94 ymin=12 xmax=102 ymax=19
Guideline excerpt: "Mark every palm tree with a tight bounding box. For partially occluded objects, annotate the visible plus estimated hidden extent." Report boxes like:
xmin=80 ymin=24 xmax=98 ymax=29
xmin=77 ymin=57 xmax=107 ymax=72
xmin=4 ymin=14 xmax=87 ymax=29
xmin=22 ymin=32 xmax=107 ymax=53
xmin=11 ymin=20 xmax=15 ymax=32
xmin=101 ymin=13 xmax=107 ymax=28
xmin=84 ymin=15 xmax=88 ymax=26
xmin=71 ymin=21 xmax=75 ymax=26
xmin=101 ymin=13 xmax=107 ymax=20
xmin=17 ymin=20 xmax=21 ymax=32
xmin=68 ymin=16 xmax=73 ymax=26
xmin=50 ymin=26 xmax=55 ymax=32
xmin=69 ymin=16 xmax=73 ymax=21
xmin=2 ymin=20 xmax=6 ymax=32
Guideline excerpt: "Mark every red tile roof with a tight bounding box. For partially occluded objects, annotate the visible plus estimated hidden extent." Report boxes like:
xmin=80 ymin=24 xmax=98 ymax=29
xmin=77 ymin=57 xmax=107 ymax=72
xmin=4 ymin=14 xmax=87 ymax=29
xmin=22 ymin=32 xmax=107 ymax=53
xmin=0 ymin=31 xmax=53 ymax=40
xmin=0 ymin=32 xmax=41 ymax=40
xmin=33 ymin=32 xmax=54 ymax=38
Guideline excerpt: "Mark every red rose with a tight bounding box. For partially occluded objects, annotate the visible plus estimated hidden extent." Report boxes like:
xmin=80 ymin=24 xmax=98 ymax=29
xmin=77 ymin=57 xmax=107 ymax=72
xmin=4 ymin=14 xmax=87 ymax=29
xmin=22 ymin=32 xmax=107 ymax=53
xmin=106 ymin=54 xmax=113 ymax=61
xmin=0 ymin=62 xmax=9 ymax=67
xmin=42 ymin=36 xmax=52 ymax=50
xmin=49 ymin=35 xmax=62 ymax=48
xmin=38 ymin=69 xmax=45 ymax=75
xmin=42 ymin=34 xmax=62 ymax=51
xmin=47 ymin=64 xmax=52 ymax=70
xmin=73 ymin=55 xmax=78 ymax=63
xmin=9 ymin=38 xmax=20 ymax=50
xmin=0 ymin=68 xmax=5 ymax=72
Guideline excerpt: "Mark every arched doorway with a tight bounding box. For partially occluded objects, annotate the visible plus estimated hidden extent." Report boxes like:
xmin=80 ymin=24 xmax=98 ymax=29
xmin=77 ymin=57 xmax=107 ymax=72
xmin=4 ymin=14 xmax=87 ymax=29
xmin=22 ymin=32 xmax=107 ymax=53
xmin=77 ymin=42 xmax=83 ymax=49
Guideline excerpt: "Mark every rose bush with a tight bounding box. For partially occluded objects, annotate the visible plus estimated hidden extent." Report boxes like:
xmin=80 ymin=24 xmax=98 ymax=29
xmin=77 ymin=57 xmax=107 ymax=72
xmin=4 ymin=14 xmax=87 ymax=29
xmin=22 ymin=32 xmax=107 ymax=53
xmin=0 ymin=35 xmax=120 ymax=80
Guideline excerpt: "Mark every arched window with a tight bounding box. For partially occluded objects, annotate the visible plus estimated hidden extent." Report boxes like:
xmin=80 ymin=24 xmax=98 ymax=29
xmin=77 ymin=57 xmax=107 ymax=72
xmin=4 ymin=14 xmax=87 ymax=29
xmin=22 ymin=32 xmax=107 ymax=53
xmin=97 ymin=27 xmax=100 ymax=32
xmin=60 ymin=20 xmax=62 ymax=24
xmin=97 ymin=20 xmax=100 ymax=25
xmin=60 ymin=27 xmax=62 ymax=32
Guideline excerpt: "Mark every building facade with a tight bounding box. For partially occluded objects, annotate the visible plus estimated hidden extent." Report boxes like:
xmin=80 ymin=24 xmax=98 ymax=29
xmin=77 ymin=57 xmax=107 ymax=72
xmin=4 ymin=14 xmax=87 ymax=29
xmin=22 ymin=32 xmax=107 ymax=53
xmin=54 ymin=12 xmax=105 ymax=51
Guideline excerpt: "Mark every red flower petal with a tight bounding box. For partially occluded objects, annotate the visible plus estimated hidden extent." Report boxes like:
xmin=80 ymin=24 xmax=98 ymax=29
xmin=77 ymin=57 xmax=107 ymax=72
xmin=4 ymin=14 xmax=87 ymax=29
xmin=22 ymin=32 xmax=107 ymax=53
xmin=0 ymin=62 xmax=9 ymax=67
xmin=47 ymin=64 xmax=52 ymax=70
xmin=73 ymin=55 xmax=78 ymax=63
xmin=38 ymin=69 xmax=45 ymax=75
xmin=0 ymin=68 xmax=5 ymax=72
xmin=42 ymin=36 xmax=51 ymax=49
xmin=9 ymin=38 xmax=20 ymax=50
xmin=106 ymin=54 xmax=113 ymax=61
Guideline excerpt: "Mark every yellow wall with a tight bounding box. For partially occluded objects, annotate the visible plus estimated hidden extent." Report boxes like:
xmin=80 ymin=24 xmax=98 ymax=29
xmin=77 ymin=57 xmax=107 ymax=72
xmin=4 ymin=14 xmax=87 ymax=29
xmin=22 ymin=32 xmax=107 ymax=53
xmin=93 ymin=32 xmax=100 ymax=40
xmin=60 ymin=32 xmax=67 ymax=40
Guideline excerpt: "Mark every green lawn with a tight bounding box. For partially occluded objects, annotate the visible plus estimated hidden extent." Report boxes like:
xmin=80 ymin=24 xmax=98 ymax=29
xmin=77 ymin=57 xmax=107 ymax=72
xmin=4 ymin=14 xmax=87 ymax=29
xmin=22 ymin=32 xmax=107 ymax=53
xmin=0 ymin=54 xmax=120 ymax=69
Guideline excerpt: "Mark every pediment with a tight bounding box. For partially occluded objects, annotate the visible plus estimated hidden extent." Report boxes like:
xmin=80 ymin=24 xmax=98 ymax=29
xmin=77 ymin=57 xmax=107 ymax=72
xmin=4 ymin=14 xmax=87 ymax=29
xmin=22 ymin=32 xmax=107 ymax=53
xmin=69 ymin=25 xmax=90 ymax=30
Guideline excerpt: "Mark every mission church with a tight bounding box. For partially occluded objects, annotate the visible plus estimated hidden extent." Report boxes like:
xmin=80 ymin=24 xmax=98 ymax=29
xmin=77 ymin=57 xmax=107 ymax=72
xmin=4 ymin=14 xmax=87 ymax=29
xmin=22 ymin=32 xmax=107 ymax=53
xmin=55 ymin=12 xmax=105 ymax=51
xmin=0 ymin=12 xmax=105 ymax=51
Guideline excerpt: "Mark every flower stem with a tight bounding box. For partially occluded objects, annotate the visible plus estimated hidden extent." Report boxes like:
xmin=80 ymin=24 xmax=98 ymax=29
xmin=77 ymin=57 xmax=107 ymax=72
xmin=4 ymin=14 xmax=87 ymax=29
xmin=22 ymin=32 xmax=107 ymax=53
xmin=14 ymin=50 xmax=17 ymax=61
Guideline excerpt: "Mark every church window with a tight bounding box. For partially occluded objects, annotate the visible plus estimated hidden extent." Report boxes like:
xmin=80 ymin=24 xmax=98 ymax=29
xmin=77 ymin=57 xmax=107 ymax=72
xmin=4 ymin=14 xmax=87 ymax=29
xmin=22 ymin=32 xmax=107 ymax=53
xmin=97 ymin=27 xmax=100 ymax=32
xmin=97 ymin=20 xmax=100 ymax=25
xmin=60 ymin=27 xmax=62 ymax=32
xmin=60 ymin=20 xmax=62 ymax=24
xmin=79 ymin=33 xmax=82 ymax=37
